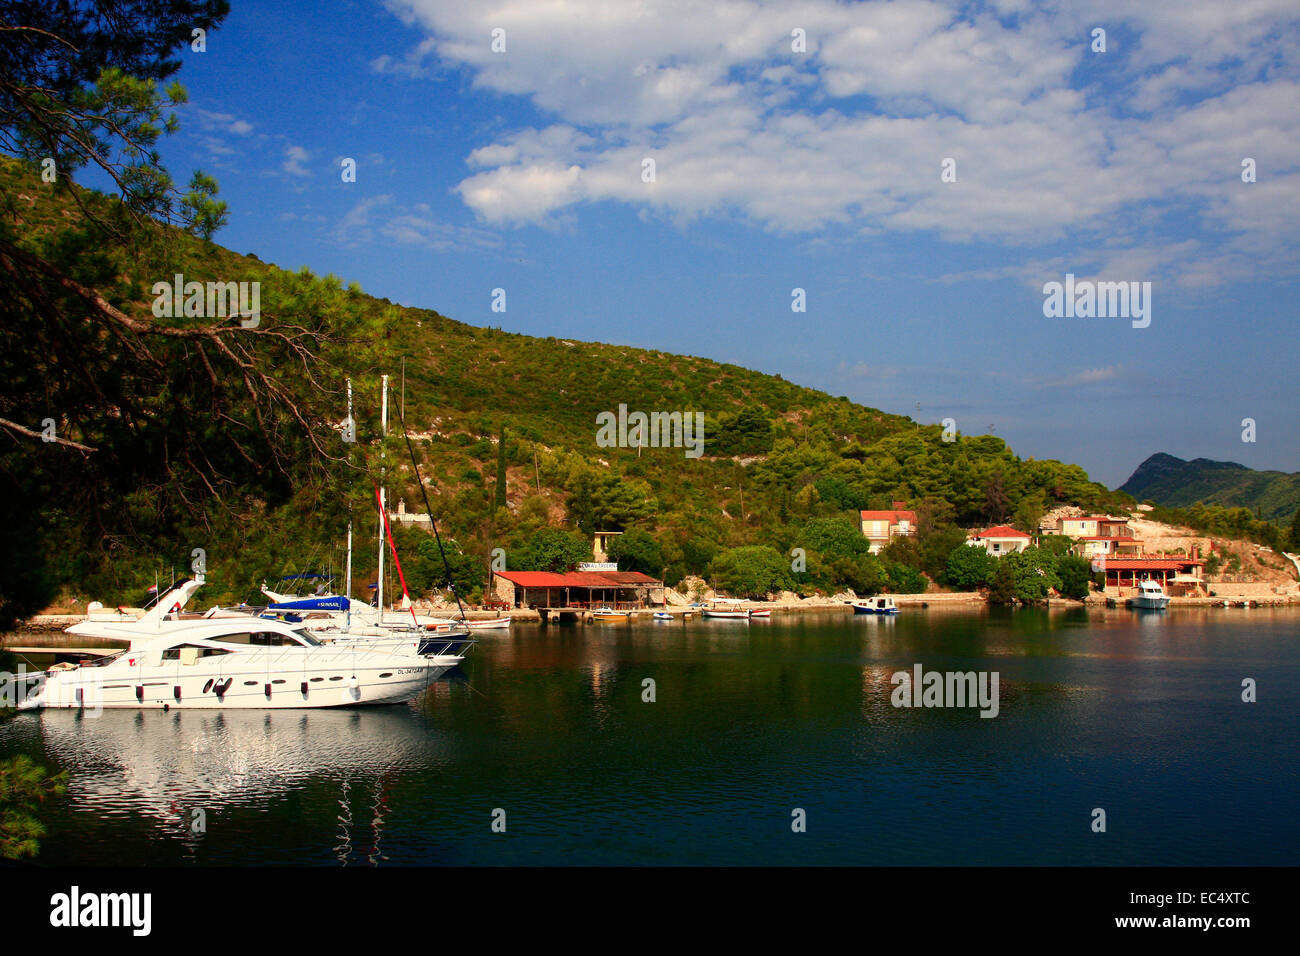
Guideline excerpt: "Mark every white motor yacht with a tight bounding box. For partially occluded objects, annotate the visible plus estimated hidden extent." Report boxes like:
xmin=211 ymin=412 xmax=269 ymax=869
xmin=1127 ymin=579 xmax=1170 ymax=610
xmin=14 ymin=616 xmax=463 ymax=711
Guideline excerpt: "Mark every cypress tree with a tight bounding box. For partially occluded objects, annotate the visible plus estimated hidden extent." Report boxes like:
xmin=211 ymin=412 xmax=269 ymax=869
xmin=494 ymin=423 xmax=507 ymax=511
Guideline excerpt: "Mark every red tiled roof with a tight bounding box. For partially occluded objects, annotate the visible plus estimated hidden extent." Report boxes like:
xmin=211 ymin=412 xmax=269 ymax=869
xmin=860 ymin=510 xmax=916 ymax=522
xmin=494 ymin=570 xmax=661 ymax=587
xmin=973 ymin=525 xmax=1030 ymax=539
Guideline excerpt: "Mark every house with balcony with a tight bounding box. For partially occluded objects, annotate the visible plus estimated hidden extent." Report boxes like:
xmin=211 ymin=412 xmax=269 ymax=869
xmin=1047 ymin=515 xmax=1146 ymax=559
xmin=860 ymin=502 xmax=916 ymax=554
xmin=1072 ymin=535 xmax=1144 ymax=559
xmin=1053 ymin=515 xmax=1132 ymax=538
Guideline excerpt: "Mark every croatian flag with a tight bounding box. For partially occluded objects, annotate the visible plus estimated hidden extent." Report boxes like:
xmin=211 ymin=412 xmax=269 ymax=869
xmin=147 ymin=584 xmax=158 ymax=594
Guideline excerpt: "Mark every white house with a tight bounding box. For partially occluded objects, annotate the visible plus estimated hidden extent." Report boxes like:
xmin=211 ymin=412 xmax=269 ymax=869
xmin=967 ymin=525 xmax=1031 ymax=556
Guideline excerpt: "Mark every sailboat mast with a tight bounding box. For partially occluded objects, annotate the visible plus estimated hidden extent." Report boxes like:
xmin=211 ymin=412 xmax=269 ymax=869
xmin=345 ymin=377 xmax=354 ymax=627
xmin=377 ymin=374 xmax=388 ymax=616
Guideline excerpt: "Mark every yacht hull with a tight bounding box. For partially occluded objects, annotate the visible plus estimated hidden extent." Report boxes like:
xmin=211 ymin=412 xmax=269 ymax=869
xmin=1127 ymin=596 xmax=1170 ymax=610
xmin=19 ymin=655 xmax=458 ymax=711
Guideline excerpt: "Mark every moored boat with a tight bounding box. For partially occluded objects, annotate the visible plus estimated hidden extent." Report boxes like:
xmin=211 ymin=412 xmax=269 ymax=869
xmin=591 ymin=607 xmax=632 ymax=622
xmin=702 ymin=600 xmax=752 ymax=620
xmin=1127 ymin=580 xmax=1170 ymax=610
xmin=850 ymin=596 xmax=898 ymax=615
xmin=465 ymin=617 xmax=511 ymax=629
xmin=14 ymin=617 xmax=464 ymax=711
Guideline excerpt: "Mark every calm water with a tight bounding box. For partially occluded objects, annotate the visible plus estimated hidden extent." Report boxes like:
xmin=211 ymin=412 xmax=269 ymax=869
xmin=2 ymin=607 xmax=1296 ymax=866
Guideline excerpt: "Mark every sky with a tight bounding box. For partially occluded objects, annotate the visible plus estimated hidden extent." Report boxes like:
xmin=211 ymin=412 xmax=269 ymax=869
xmin=126 ymin=0 xmax=1299 ymax=488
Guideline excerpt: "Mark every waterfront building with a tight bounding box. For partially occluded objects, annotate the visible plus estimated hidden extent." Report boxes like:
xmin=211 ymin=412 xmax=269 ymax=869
xmin=1099 ymin=554 xmax=1206 ymax=596
xmin=859 ymin=502 xmax=916 ymax=553
xmin=490 ymin=569 xmax=664 ymax=610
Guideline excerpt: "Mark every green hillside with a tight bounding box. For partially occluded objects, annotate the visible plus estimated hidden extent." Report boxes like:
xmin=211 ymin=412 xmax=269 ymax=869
xmin=1120 ymin=453 xmax=1300 ymax=522
xmin=1 ymin=153 xmax=1131 ymax=621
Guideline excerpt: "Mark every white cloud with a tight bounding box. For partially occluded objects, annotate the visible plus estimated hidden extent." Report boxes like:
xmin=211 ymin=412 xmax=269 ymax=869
xmin=1037 ymin=366 xmax=1124 ymax=389
xmin=283 ymin=145 xmax=311 ymax=178
xmin=193 ymin=108 xmax=254 ymax=136
xmin=380 ymin=0 xmax=1300 ymax=283
xmin=333 ymin=194 xmax=502 ymax=251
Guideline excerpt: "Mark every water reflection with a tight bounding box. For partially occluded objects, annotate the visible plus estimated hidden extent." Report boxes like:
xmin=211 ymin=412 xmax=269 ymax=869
xmin=2 ymin=607 xmax=1296 ymax=866
xmin=17 ymin=707 xmax=448 ymax=865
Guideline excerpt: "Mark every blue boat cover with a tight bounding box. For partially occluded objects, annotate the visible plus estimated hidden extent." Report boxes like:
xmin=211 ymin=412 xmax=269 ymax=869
xmin=266 ymin=596 xmax=350 ymax=612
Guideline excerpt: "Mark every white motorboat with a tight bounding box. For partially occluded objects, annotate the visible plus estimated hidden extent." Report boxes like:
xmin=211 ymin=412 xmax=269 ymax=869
xmin=14 ymin=616 xmax=463 ymax=711
xmin=1127 ymin=579 xmax=1170 ymax=610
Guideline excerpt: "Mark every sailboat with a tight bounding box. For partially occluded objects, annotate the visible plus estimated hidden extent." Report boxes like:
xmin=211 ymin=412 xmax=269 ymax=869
xmin=262 ymin=374 xmax=470 ymax=644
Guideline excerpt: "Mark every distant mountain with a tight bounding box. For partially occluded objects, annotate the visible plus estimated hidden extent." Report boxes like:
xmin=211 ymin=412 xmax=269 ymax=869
xmin=1120 ymin=453 xmax=1300 ymax=521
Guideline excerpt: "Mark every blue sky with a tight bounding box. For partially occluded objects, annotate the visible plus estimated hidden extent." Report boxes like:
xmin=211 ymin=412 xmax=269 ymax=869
xmin=129 ymin=0 xmax=1298 ymax=488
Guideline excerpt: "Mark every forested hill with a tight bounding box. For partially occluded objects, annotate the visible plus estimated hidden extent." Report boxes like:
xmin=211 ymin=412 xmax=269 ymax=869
xmin=1 ymin=152 xmax=1130 ymax=619
xmin=1120 ymin=453 xmax=1300 ymax=522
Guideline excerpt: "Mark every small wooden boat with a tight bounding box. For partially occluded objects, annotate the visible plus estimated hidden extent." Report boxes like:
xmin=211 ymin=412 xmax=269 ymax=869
xmin=652 ymin=612 xmax=674 ymax=621
xmin=748 ymin=609 xmax=771 ymax=618
xmin=591 ymin=607 xmax=632 ymax=622
xmin=702 ymin=600 xmax=752 ymax=620
xmin=465 ymin=617 xmax=511 ymax=629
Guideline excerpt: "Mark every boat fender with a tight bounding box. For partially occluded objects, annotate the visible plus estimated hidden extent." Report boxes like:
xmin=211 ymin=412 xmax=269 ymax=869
xmin=75 ymin=687 xmax=83 ymax=706
xmin=264 ymin=683 xmax=272 ymax=698
xmin=348 ymin=675 xmax=360 ymax=699
xmin=135 ymin=685 xmax=143 ymax=702
xmin=300 ymin=681 xmax=309 ymax=696
xmin=173 ymin=686 xmax=181 ymax=701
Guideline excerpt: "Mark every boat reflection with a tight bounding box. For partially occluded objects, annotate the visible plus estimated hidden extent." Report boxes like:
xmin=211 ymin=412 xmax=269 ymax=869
xmin=32 ymin=706 xmax=449 ymax=864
